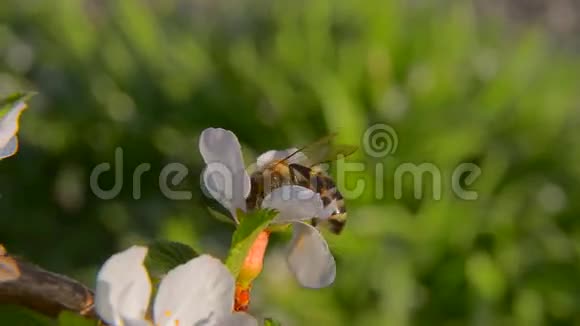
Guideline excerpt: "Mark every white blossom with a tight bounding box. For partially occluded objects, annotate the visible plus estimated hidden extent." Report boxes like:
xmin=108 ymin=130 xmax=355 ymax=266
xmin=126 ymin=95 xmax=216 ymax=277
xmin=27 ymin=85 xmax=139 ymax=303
xmin=95 ymin=246 xmax=257 ymax=326
xmin=199 ymin=128 xmax=336 ymax=288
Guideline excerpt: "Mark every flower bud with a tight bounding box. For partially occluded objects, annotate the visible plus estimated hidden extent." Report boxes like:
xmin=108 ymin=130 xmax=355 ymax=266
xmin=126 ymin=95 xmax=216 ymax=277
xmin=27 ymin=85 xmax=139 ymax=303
xmin=234 ymin=230 xmax=270 ymax=311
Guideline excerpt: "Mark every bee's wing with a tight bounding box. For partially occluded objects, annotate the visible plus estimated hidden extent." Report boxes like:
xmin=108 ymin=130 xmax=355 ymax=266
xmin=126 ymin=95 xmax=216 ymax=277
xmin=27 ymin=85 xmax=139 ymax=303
xmin=305 ymin=143 xmax=358 ymax=167
xmin=271 ymin=133 xmax=358 ymax=168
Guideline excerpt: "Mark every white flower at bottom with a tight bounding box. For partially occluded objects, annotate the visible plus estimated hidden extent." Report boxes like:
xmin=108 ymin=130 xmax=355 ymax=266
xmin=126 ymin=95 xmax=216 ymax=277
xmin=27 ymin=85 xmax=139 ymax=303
xmin=95 ymin=246 xmax=257 ymax=326
xmin=199 ymin=127 xmax=336 ymax=289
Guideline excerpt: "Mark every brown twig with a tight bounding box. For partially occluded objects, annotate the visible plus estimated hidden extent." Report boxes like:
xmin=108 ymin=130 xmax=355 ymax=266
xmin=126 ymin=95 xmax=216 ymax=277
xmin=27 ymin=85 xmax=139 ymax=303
xmin=0 ymin=244 xmax=96 ymax=319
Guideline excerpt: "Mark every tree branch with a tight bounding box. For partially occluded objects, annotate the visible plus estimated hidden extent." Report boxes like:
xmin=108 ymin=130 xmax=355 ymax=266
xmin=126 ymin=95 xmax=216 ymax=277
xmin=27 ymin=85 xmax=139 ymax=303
xmin=0 ymin=244 xmax=96 ymax=318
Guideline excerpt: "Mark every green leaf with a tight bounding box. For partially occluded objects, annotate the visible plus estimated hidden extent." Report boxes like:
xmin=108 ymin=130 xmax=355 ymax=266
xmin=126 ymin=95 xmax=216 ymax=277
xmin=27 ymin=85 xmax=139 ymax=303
xmin=57 ymin=311 xmax=96 ymax=326
xmin=144 ymin=240 xmax=199 ymax=285
xmin=207 ymin=205 xmax=236 ymax=225
xmin=264 ymin=317 xmax=283 ymax=326
xmin=0 ymin=304 xmax=55 ymax=326
xmin=225 ymin=209 xmax=278 ymax=278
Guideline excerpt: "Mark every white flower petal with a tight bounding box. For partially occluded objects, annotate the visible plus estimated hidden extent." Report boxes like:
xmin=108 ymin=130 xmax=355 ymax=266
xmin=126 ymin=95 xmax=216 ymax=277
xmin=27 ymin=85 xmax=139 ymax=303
xmin=95 ymin=246 xmax=151 ymax=325
xmin=0 ymin=101 xmax=27 ymax=160
xmin=122 ymin=318 xmax=152 ymax=326
xmin=262 ymin=185 xmax=324 ymax=223
xmin=153 ymin=255 xmax=235 ymax=326
xmin=199 ymin=128 xmax=250 ymax=216
xmin=0 ymin=136 xmax=18 ymax=160
xmin=256 ymin=148 xmax=309 ymax=169
xmin=215 ymin=312 xmax=259 ymax=326
xmin=287 ymin=222 xmax=336 ymax=288
xmin=202 ymin=164 xmax=250 ymax=221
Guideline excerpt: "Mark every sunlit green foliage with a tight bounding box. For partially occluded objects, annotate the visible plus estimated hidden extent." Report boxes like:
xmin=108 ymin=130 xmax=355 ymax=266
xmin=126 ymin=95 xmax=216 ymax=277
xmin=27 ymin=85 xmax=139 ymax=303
xmin=1 ymin=0 xmax=580 ymax=325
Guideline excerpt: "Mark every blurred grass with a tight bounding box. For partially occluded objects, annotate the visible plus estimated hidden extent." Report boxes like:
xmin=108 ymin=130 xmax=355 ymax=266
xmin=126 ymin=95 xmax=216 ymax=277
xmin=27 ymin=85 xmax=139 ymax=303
xmin=1 ymin=0 xmax=580 ymax=325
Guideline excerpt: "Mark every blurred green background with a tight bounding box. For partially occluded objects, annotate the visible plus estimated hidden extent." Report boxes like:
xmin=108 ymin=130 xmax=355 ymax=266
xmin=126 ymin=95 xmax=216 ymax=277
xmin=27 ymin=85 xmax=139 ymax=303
xmin=1 ymin=0 xmax=580 ymax=325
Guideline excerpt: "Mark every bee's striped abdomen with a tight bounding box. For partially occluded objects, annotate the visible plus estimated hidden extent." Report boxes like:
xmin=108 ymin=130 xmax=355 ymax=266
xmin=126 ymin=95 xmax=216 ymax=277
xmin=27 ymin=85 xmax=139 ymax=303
xmin=306 ymin=169 xmax=347 ymax=234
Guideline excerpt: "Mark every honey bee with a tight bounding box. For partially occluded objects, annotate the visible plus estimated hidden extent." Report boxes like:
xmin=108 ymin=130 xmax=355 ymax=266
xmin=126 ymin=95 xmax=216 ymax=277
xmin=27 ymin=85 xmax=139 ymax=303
xmin=246 ymin=134 xmax=357 ymax=234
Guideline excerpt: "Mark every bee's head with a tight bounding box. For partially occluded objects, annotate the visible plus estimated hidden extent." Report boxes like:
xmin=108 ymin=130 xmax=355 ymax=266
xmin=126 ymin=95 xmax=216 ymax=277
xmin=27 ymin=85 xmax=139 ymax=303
xmin=326 ymin=212 xmax=347 ymax=234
